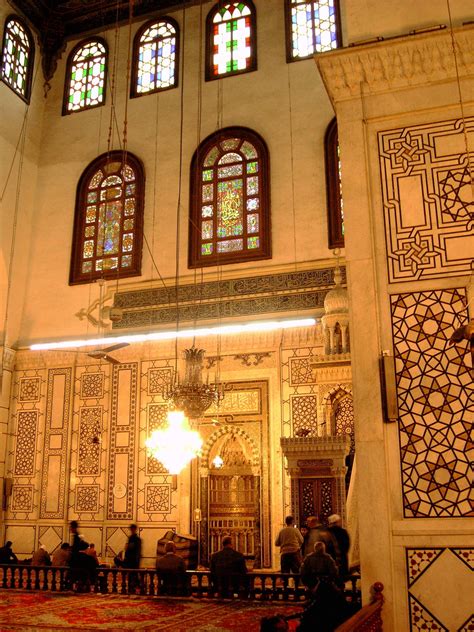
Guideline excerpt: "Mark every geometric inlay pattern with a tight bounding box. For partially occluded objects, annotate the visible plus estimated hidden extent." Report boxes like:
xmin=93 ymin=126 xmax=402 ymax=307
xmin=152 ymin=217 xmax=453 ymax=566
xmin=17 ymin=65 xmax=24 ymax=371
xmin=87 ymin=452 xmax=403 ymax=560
xmin=459 ymin=615 xmax=474 ymax=631
xmin=409 ymin=594 xmax=448 ymax=631
xmin=18 ymin=377 xmax=40 ymax=402
xmin=379 ymin=116 xmax=474 ymax=281
xmin=407 ymin=548 xmax=444 ymax=587
xmin=291 ymin=395 xmax=318 ymax=437
xmin=148 ymin=368 xmax=172 ymax=395
xmin=11 ymin=485 xmax=34 ymax=512
xmin=334 ymin=395 xmax=354 ymax=453
xmin=80 ymin=373 xmax=104 ymax=399
xmin=320 ymin=479 xmax=334 ymax=522
xmin=78 ymin=407 xmax=102 ymax=475
xmin=391 ymin=288 xmax=473 ymax=518
xmin=147 ymin=404 xmax=168 ymax=474
xmin=75 ymin=485 xmax=100 ymax=513
xmin=290 ymin=358 xmax=315 ymax=385
xmin=145 ymin=484 xmax=170 ymax=513
xmin=450 ymin=549 xmax=474 ymax=571
xmin=14 ymin=411 xmax=38 ymax=475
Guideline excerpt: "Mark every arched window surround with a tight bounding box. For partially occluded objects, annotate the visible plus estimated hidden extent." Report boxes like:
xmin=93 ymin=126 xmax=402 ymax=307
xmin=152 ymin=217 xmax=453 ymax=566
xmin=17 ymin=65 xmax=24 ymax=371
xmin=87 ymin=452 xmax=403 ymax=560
xmin=189 ymin=126 xmax=271 ymax=269
xmin=205 ymin=1 xmax=257 ymax=81
xmin=69 ymin=150 xmax=145 ymax=285
xmin=284 ymin=0 xmax=342 ymax=63
xmin=1 ymin=15 xmax=35 ymax=103
xmin=325 ymin=117 xmax=344 ymax=248
xmin=130 ymin=16 xmax=179 ymax=98
xmin=62 ymin=37 xmax=108 ymax=115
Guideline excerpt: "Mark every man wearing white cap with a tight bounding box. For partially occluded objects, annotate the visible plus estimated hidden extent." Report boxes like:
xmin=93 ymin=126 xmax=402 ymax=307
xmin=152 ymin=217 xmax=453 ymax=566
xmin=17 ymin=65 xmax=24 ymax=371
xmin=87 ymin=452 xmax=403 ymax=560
xmin=327 ymin=514 xmax=350 ymax=578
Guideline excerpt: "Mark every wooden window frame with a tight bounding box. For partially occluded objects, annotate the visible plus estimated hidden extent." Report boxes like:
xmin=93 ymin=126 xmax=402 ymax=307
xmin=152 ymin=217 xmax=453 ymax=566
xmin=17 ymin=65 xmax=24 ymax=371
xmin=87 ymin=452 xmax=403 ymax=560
xmin=189 ymin=126 xmax=271 ymax=269
xmin=130 ymin=16 xmax=180 ymax=99
xmin=1 ymin=15 xmax=35 ymax=104
xmin=325 ymin=117 xmax=344 ymax=249
xmin=284 ymin=0 xmax=342 ymax=64
xmin=62 ymin=37 xmax=108 ymax=116
xmin=205 ymin=1 xmax=257 ymax=82
xmin=69 ymin=150 xmax=145 ymax=285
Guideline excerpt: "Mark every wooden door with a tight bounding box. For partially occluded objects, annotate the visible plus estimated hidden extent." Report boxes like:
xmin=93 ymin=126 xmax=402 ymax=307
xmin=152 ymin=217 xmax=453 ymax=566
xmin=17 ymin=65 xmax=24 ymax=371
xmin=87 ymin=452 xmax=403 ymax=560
xmin=298 ymin=477 xmax=336 ymax=525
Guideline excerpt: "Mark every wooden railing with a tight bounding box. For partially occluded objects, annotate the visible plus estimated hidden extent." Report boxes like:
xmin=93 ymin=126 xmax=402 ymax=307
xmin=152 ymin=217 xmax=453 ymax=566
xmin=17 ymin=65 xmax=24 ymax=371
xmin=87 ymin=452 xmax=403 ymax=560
xmin=0 ymin=564 xmax=361 ymax=604
xmin=335 ymin=582 xmax=384 ymax=632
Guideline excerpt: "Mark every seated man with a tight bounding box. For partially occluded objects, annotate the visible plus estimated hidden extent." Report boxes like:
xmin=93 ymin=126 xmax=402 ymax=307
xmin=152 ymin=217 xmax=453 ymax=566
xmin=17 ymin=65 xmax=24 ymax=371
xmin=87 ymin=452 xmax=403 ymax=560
xmin=156 ymin=542 xmax=187 ymax=595
xmin=31 ymin=544 xmax=51 ymax=566
xmin=210 ymin=536 xmax=247 ymax=597
xmin=52 ymin=543 xmax=71 ymax=567
xmin=0 ymin=541 xmax=18 ymax=565
xmin=300 ymin=541 xmax=338 ymax=591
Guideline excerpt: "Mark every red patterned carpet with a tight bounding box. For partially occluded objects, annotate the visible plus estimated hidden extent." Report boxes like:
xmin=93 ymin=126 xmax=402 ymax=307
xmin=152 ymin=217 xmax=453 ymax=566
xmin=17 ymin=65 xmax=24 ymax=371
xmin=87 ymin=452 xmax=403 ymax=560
xmin=0 ymin=592 xmax=302 ymax=631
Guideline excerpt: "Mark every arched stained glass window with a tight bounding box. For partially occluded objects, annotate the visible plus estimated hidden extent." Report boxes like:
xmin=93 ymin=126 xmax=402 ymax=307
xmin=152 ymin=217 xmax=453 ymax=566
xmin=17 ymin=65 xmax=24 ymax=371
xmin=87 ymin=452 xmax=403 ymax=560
xmin=285 ymin=0 xmax=341 ymax=61
xmin=189 ymin=127 xmax=270 ymax=268
xmin=1 ymin=15 xmax=34 ymax=102
xmin=206 ymin=1 xmax=257 ymax=80
xmin=131 ymin=18 xmax=179 ymax=97
xmin=70 ymin=151 xmax=145 ymax=285
xmin=63 ymin=38 xmax=107 ymax=114
xmin=325 ymin=118 xmax=344 ymax=248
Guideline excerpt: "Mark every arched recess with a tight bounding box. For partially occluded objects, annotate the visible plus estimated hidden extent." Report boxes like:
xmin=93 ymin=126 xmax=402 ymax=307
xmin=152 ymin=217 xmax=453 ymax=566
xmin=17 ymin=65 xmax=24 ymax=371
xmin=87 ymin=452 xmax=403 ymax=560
xmin=200 ymin=425 xmax=259 ymax=471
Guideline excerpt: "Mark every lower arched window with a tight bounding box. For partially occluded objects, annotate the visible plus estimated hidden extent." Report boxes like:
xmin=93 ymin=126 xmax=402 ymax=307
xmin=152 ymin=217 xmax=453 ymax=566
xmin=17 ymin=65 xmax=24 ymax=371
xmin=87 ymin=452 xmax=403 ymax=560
xmin=69 ymin=151 xmax=145 ymax=285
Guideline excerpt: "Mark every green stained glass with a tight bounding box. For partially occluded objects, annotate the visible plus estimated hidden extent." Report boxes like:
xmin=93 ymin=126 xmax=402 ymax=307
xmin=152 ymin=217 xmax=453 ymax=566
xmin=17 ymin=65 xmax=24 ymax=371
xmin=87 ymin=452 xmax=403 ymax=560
xmin=122 ymin=233 xmax=134 ymax=252
xmin=247 ymin=236 xmax=259 ymax=249
xmin=202 ymin=205 xmax=213 ymax=218
xmin=203 ymin=170 xmax=213 ymax=181
xmin=87 ymin=191 xmax=97 ymax=204
xmin=240 ymin=141 xmax=257 ymax=159
xmin=202 ymin=220 xmax=213 ymax=240
xmin=125 ymin=198 xmax=135 ymax=216
xmin=218 ymin=164 xmax=243 ymax=179
xmin=86 ymin=206 xmax=96 ymax=222
xmin=67 ymin=40 xmax=106 ymax=113
xmin=217 ymin=180 xmax=243 ymax=238
xmin=247 ymin=176 xmax=258 ymax=196
xmin=202 ymin=184 xmax=214 ymax=201
xmin=247 ymin=213 xmax=258 ymax=233
xmin=247 ymin=161 xmax=258 ymax=174
xmin=211 ymin=5 xmax=253 ymax=77
xmin=217 ymin=238 xmax=243 ymax=253
xmin=202 ymin=243 xmax=213 ymax=255
xmin=204 ymin=146 xmax=219 ymax=166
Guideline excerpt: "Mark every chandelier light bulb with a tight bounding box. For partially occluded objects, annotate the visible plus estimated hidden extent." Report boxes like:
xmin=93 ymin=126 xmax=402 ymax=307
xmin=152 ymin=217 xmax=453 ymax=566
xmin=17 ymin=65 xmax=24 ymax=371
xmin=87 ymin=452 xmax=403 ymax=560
xmin=145 ymin=410 xmax=203 ymax=475
xmin=212 ymin=455 xmax=224 ymax=469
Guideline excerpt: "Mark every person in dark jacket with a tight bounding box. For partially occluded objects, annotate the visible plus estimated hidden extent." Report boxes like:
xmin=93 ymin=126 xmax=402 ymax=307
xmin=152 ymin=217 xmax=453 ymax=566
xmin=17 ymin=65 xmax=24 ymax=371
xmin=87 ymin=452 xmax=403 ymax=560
xmin=0 ymin=541 xmax=18 ymax=564
xmin=328 ymin=514 xmax=351 ymax=578
xmin=300 ymin=541 xmax=338 ymax=590
xmin=156 ymin=541 xmax=187 ymax=595
xmin=124 ymin=524 xmax=141 ymax=593
xmin=210 ymin=536 xmax=247 ymax=597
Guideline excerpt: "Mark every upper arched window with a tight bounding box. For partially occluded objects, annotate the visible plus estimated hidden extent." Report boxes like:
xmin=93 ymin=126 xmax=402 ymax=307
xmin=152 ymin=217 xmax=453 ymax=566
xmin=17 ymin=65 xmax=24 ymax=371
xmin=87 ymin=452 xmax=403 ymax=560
xmin=131 ymin=18 xmax=179 ymax=97
xmin=70 ymin=151 xmax=145 ymax=285
xmin=189 ymin=127 xmax=270 ymax=268
xmin=63 ymin=38 xmax=107 ymax=115
xmin=325 ymin=118 xmax=344 ymax=248
xmin=206 ymin=1 xmax=257 ymax=81
xmin=1 ymin=16 xmax=35 ymax=102
xmin=285 ymin=0 xmax=341 ymax=61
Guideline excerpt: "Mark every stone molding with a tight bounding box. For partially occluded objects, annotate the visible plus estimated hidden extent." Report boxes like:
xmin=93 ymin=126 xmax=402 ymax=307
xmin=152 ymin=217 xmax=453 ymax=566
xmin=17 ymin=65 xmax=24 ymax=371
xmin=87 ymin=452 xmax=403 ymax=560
xmin=1 ymin=347 xmax=16 ymax=372
xmin=315 ymin=24 xmax=474 ymax=104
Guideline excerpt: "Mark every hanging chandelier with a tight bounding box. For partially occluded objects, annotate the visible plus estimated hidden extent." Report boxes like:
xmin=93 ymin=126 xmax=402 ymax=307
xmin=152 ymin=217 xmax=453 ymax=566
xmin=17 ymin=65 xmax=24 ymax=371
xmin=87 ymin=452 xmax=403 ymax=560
xmin=145 ymin=410 xmax=203 ymax=475
xmin=163 ymin=346 xmax=225 ymax=419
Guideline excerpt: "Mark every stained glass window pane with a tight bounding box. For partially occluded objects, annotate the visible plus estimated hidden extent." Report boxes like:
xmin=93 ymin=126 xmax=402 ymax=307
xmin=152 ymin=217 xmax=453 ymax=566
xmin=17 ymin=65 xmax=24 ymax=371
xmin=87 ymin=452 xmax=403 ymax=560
xmin=191 ymin=128 xmax=269 ymax=267
xmin=71 ymin=152 xmax=144 ymax=284
xmin=66 ymin=39 xmax=106 ymax=113
xmin=1 ymin=17 xmax=33 ymax=100
xmin=289 ymin=1 xmax=340 ymax=59
xmin=136 ymin=20 xmax=177 ymax=95
xmin=210 ymin=2 xmax=254 ymax=78
xmin=217 ymin=180 xmax=243 ymax=237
